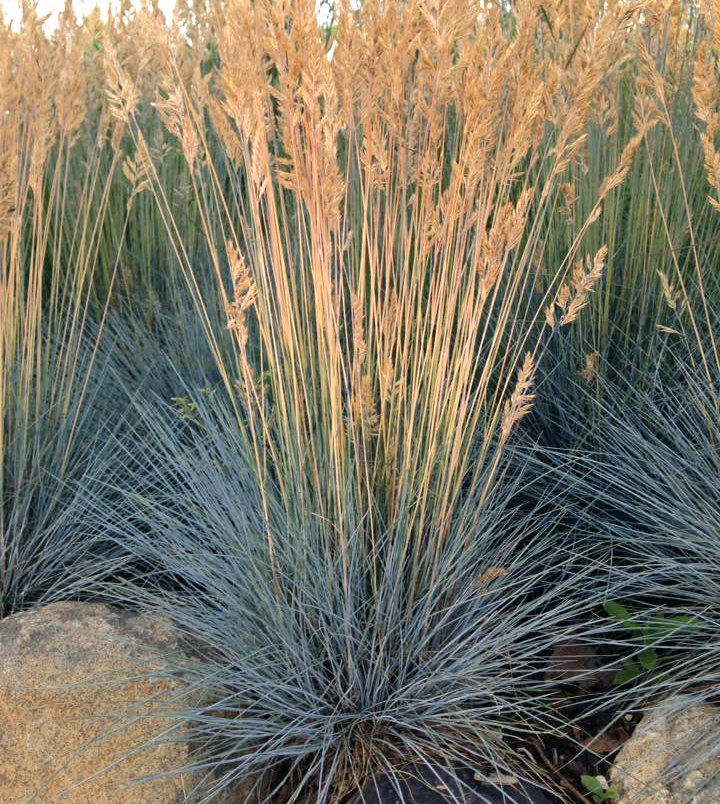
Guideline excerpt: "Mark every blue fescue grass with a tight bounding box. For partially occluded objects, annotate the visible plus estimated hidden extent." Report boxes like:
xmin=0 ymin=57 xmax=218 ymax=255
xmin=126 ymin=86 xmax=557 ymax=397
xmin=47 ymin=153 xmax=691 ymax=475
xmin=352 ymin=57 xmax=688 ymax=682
xmin=513 ymin=346 xmax=720 ymax=801
xmin=68 ymin=387 xmax=636 ymax=804
xmin=5 ymin=3 xmax=720 ymax=803
xmin=37 ymin=289 xmax=243 ymax=601
xmin=53 ymin=3 xmax=698 ymax=801
xmin=0 ymin=326 xmax=113 ymax=615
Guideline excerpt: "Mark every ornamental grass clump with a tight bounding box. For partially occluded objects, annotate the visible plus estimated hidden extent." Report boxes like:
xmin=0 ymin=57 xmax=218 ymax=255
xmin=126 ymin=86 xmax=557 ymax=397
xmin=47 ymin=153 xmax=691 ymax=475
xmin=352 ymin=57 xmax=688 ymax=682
xmin=0 ymin=4 xmax=128 ymax=617
xmin=511 ymin=8 xmax=720 ymax=792
xmin=0 ymin=0 xmax=237 ymax=618
xmin=549 ymin=33 xmax=720 ymax=774
xmin=527 ymin=0 xmax=720 ymax=449
xmin=115 ymin=0 xmax=643 ymax=574
xmin=69 ymin=1 xmax=666 ymax=801
xmin=530 ymin=355 xmax=720 ymax=801
xmin=84 ymin=390 xmax=622 ymax=804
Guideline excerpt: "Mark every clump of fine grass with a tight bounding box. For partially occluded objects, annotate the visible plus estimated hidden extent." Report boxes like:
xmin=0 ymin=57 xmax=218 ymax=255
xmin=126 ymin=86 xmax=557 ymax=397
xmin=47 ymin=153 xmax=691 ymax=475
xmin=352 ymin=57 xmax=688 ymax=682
xmin=81 ymin=388 xmax=622 ymax=804
xmin=65 ymin=0 xmax=664 ymax=801
xmin=525 ymin=350 xmax=720 ymax=802
xmin=525 ymin=0 xmax=720 ymax=449
xmin=0 ymin=2 xmax=125 ymax=616
xmin=0 ymin=0 xmax=238 ymax=616
xmin=512 ymin=13 xmax=720 ymax=791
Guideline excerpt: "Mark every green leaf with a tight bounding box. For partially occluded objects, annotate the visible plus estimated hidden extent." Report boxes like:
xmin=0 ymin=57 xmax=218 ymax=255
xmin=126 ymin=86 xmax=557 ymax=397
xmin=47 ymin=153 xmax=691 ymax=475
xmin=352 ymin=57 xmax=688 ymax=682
xmin=672 ymin=614 xmax=701 ymax=625
xmin=606 ymin=785 xmax=620 ymax=801
xmin=614 ymin=660 xmax=641 ymax=685
xmin=624 ymin=620 xmax=646 ymax=639
xmin=604 ymin=601 xmax=632 ymax=623
xmin=641 ymin=625 xmax=661 ymax=646
xmin=638 ymin=647 xmax=658 ymax=672
xmin=667 ymin=614 xmax=703 ymax=631
xmin=581 ymin=776 xmax=605 ymax=797
xmin=644 ymin=620 xmax=675 ymax=640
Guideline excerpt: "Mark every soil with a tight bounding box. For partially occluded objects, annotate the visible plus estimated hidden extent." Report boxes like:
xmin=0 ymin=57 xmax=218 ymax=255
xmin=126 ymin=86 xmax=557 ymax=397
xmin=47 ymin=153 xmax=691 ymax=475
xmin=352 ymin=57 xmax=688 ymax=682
xmin=513 ymin=695 xmax=643 ymax=804
xmin=349 ymin=764 xmax=555 ymax=804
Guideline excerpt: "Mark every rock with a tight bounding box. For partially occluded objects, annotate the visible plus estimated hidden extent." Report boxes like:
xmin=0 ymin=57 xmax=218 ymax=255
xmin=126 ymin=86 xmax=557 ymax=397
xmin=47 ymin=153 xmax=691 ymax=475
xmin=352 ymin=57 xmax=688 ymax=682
xmin=610 ymin=697 xmax=720 ymax=804
xmin=350 ymin=764 xmax=556 ymax=804
xmin=0 ymin=601 xmax=204 ymax=804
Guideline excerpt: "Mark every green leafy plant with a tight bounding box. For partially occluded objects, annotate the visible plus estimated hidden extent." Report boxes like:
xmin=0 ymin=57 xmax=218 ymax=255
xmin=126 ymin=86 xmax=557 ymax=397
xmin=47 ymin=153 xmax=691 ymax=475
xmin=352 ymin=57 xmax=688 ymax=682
xmin=603 ymin=600 xmax=702 ymax=685
xmin=581 ymin=775 xmax=620 ymax=804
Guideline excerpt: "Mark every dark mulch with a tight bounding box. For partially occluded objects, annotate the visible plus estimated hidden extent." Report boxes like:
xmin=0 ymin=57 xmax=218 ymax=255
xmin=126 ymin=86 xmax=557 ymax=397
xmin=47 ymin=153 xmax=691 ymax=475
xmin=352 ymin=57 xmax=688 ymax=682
xmin=349 ymin=764 xmax=555 ymax=804
xmin=340 ymin=697 xmax=641 ymax=804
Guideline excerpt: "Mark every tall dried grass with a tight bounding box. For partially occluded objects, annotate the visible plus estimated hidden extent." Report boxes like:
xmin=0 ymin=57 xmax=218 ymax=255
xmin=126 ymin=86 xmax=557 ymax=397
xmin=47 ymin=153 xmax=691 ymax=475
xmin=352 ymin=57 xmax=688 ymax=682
xmin=65 ymin=1 xmax=672 ymax=800
xmin=0 ymin=2 xmax=122 ymax=615
xmin=527 ymin=0 xmax=720 ymax=448
xmin=4 ymin=0 xmax=719 ymax=801
xmin=106 ymin=0 xmax=650 ymax=572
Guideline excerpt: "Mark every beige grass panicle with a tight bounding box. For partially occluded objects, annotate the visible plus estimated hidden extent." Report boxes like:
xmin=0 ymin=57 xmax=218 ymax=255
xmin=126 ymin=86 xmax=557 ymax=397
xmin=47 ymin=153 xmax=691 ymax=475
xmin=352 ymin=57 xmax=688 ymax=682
xmin=104 ymin=0 xmax=657 ymax=578
xmin=0 ymin=0 xmax=127 ymax=609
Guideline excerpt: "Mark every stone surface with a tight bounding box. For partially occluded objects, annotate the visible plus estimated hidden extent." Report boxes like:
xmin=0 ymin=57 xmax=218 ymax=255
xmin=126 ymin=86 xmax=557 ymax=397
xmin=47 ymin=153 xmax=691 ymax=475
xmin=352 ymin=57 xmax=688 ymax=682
xmin=0 ymin=601 xmax=204 ymax=804
xmin=610 ymin=697 xmax=720 ymax=804
xmin=350 ymin=764 xmax=555 ymax=804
